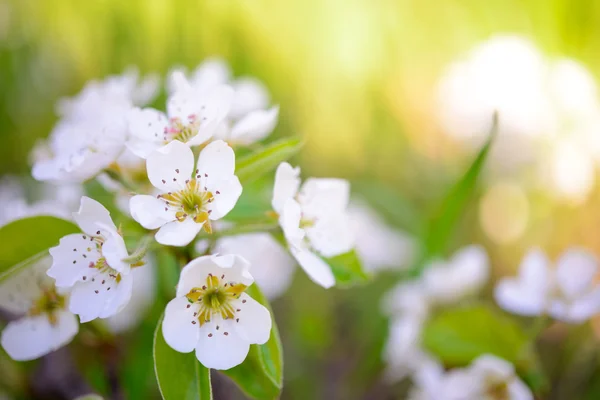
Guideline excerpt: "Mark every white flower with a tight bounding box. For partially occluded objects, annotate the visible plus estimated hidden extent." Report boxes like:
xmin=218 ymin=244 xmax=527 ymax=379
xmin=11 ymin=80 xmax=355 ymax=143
xmin=129 ymin=140 xmax=242 ymax=246
xmin=0 ymin=257 xmax=78 ymax=361
xmin=382 ymin=280 xmax=430 ymax=320
xmin=212 ymin=233 xmax=296 ymax=299
xmin=32 ymin=111 xmax=128 ymax=183
xmin=57 ymin=67 xmax=159 ymax=119
xmin=383 ymin=315 xmax=434 ymax=383
xmin=409 ymin=355 xmax=532 ymax=400
xmin=349 ymin=200 xmax=415 ymax=272
xmin=495 ymin=248 xmax=600 ymax=323
xmin=32 ymin=69 xmax=155 ymax=183
xmin=162 ymin=254 xmax=271 ymax=370
xmin=271 ymin=162 xmax=355 ymax=288
xmin=169 ymin=59 xmax=279 ymax=146
xmin=48 ymin=197 xmax=132 ymax=322
xmin=105 ymin=255 xmax=156 ymax=333
xmin=422 ymin=245 xmax=489 ymax=304
xmin=126 ymin=78 xmax=234 ymax=159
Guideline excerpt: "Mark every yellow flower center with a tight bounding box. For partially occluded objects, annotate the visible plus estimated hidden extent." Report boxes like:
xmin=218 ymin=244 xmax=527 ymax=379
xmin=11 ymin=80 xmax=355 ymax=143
xmin=159 ymin=179 xmax=214 ymax=233
xmin=185 ymin=273 xmax=247 ymax=325
xmin=29 ymin=286 xmax=67 ymax=326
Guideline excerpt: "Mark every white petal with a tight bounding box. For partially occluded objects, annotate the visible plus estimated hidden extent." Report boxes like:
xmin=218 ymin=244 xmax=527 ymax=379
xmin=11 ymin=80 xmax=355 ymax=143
xmin=1 ymin=311 xmax=78 ymax=361
xmin=69 ymin=271 xmax=130 ymax=322
xmin=508 ymin=379 xmax=534 ymax=400
xmin=162 ymin=296 xmax=201 ymax=353
xmin=167 ymin=90 xmax=202 ymax=121
xmin=232 ymin=293 xmax=271 ymax=344
xmin=0 ymin=257 xmax=53 ymax=314
xmin=101 ymin=229 xmax=130 ymax=273
xmin=290 ymin=247 xmax=335 ymax=289
xmin=155 ymin=219 xmax=202 ymax=247
xmin=177 ymin=254 xmax=253 ymax=297
xmin=298 ymin=178 xmax=350 ymax=220
xmin=519 ymin=249 xmax=552 ymax=293
xmin=555 ymin=248 xmax=598 ymax=300
xmin=229 ymin=106 xmax=279 ymax=145
xmin=73 ymin=197 xmax=117 ymax=236
xmin=48 ymin=234 xmax=102 ymax=288
xmin=196 ymin=140 xmax=236 ymax=183
xmin=126 ymin=139 xmax=162 ymax=159
xmin=127 ymin=107 xmax=168 ymax=142
xmin=191 ymin=58 xmax=231 ymax=92
xmin=98 ymin=272 xmax=133 ymax=318
xmin=494 ymin=279 xmax=547 ymax=316
xmin=207 ymin=176 xmax=242 ymax=220
xmin=195 ymin=316 xmax=250 ymax=370
xmin=147 ymin=140 xmax=195 ymax=192
xmin=470 ymin=354 xmax=514 ymax=381
xmin=214 ymin=233 xmax=296 ymax=299
xmin=230 ymin=77 xmax=270 ymax=119
xmin=305 ymin=212 xmax=354 ymax=257
xmin=187 ymin=85 xmax=235 ymax=146
xmin=130 ymin=195 xmax=175 ymax=229
xmin=279 ymin=198 xmax=305 ymax=249
xmin=271 ymin=162 xmax=300 ymax=214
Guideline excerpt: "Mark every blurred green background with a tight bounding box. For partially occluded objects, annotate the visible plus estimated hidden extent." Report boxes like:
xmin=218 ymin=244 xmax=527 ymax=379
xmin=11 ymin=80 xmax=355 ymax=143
xmin=2 ymin=0 xmax=600 ymax=399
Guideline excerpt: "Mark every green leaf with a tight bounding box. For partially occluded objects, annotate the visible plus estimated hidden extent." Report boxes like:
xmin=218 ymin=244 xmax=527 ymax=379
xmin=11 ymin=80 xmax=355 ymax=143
xmin=421 ymin=114 xmax=497 ymax=260
xmin=0 ymin=216 xmax=79 ymax=281
xmin=153 ymin=314 xmax=213 ymax=400
xmin=422 ymin=304 xmax=529 ymax=367
xmin=235 ymin=137 xmax=303 ymax=185
xmin=325 ymin=249 xmax=369 ymax=287
xmin=222 ymin=284 xmax=283 ymax=400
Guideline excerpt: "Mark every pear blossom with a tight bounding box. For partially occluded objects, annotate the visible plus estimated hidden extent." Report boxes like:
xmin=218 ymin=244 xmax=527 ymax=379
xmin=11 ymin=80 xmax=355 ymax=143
xmin=162 ymin=254 xmax=271 ymax=370
xmin=168 ymin=59 xmax=279 ymax=146
xmin=495 ymin=248 xmax=600 ymax=323
xmin=271 ymin=162 xmax=354 ymax=288
xmin=129 ymin=140 xmax=242 ymax=246
xmin=408 ymin=355 xmax=532 ymax=400
xmin=126 ymin=75 xmax=234 ymax=158
xmin=349 ymin=200 xmax=415 ymax=272
xmin=422 ymin=245 xmax=489 ymax=304
xmin=32 ymin=69 xmax=157 ymax=183
xmin=48 ymin=197 xmax=133 ymax=323
xmin=212 ymin=233 xmax=296 ymax=299
xmin=0 ymin=257 xmax=78 ymax=361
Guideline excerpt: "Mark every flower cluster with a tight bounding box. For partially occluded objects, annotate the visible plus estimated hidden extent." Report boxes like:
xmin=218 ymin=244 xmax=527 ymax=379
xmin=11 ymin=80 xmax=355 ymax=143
xmin=0 ymin=59 xmax=368 ymax=372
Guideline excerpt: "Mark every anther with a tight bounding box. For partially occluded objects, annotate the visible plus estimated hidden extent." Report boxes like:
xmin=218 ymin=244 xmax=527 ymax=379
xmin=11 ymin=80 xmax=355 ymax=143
xmin=224 ymin=332 xmax=229 ymax=336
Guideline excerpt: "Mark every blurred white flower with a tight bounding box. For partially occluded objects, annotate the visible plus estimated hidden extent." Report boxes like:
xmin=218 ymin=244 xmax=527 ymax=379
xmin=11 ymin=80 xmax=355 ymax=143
xmin=495 ymin=248 xmax=600 ymax=323
xmin=382 ymin=245 xmax=489 ymax=383
xmin=383 ymin=315 xmax=435 ymax=383
xmin=409 ymin=355 xmax=532 ymax=400
xmin=57 ymin=68 xmax=159 ymax=119
xmin=32 ymin=69 xmax=157 ymax=183
xmin=105 ymin=256 xmax=157 ymax=333
xmin=437 ymin=35 xmax=551 ymax=146
xmin=272 ymin=162 xmax=354 ymax=288
xmin=212 ymin=233 xmax=296 ymax=299
xmin=438 ymin=35 xmax=600 ymax=204
xmin=129 ymin=140 xmax=242 ymax=246
xmin=422 ymin=245 xmax=490 ymax=304
xmin=0 ymin=257 xmax=78 ymax=361
xmin=349 ymin=200 xmax=415 ymax=272
xmin=169 ymin=58 xmax=279 ymax=146
xmin=126 ymin=76 xmax=233 ymax=158
xmin=162 ymin=254 xmax=271 ymax=370
xmin=0 ymin=177 xmax=82 ymax=227
xmin=48 ymin=197 xmax=132 ymax=322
